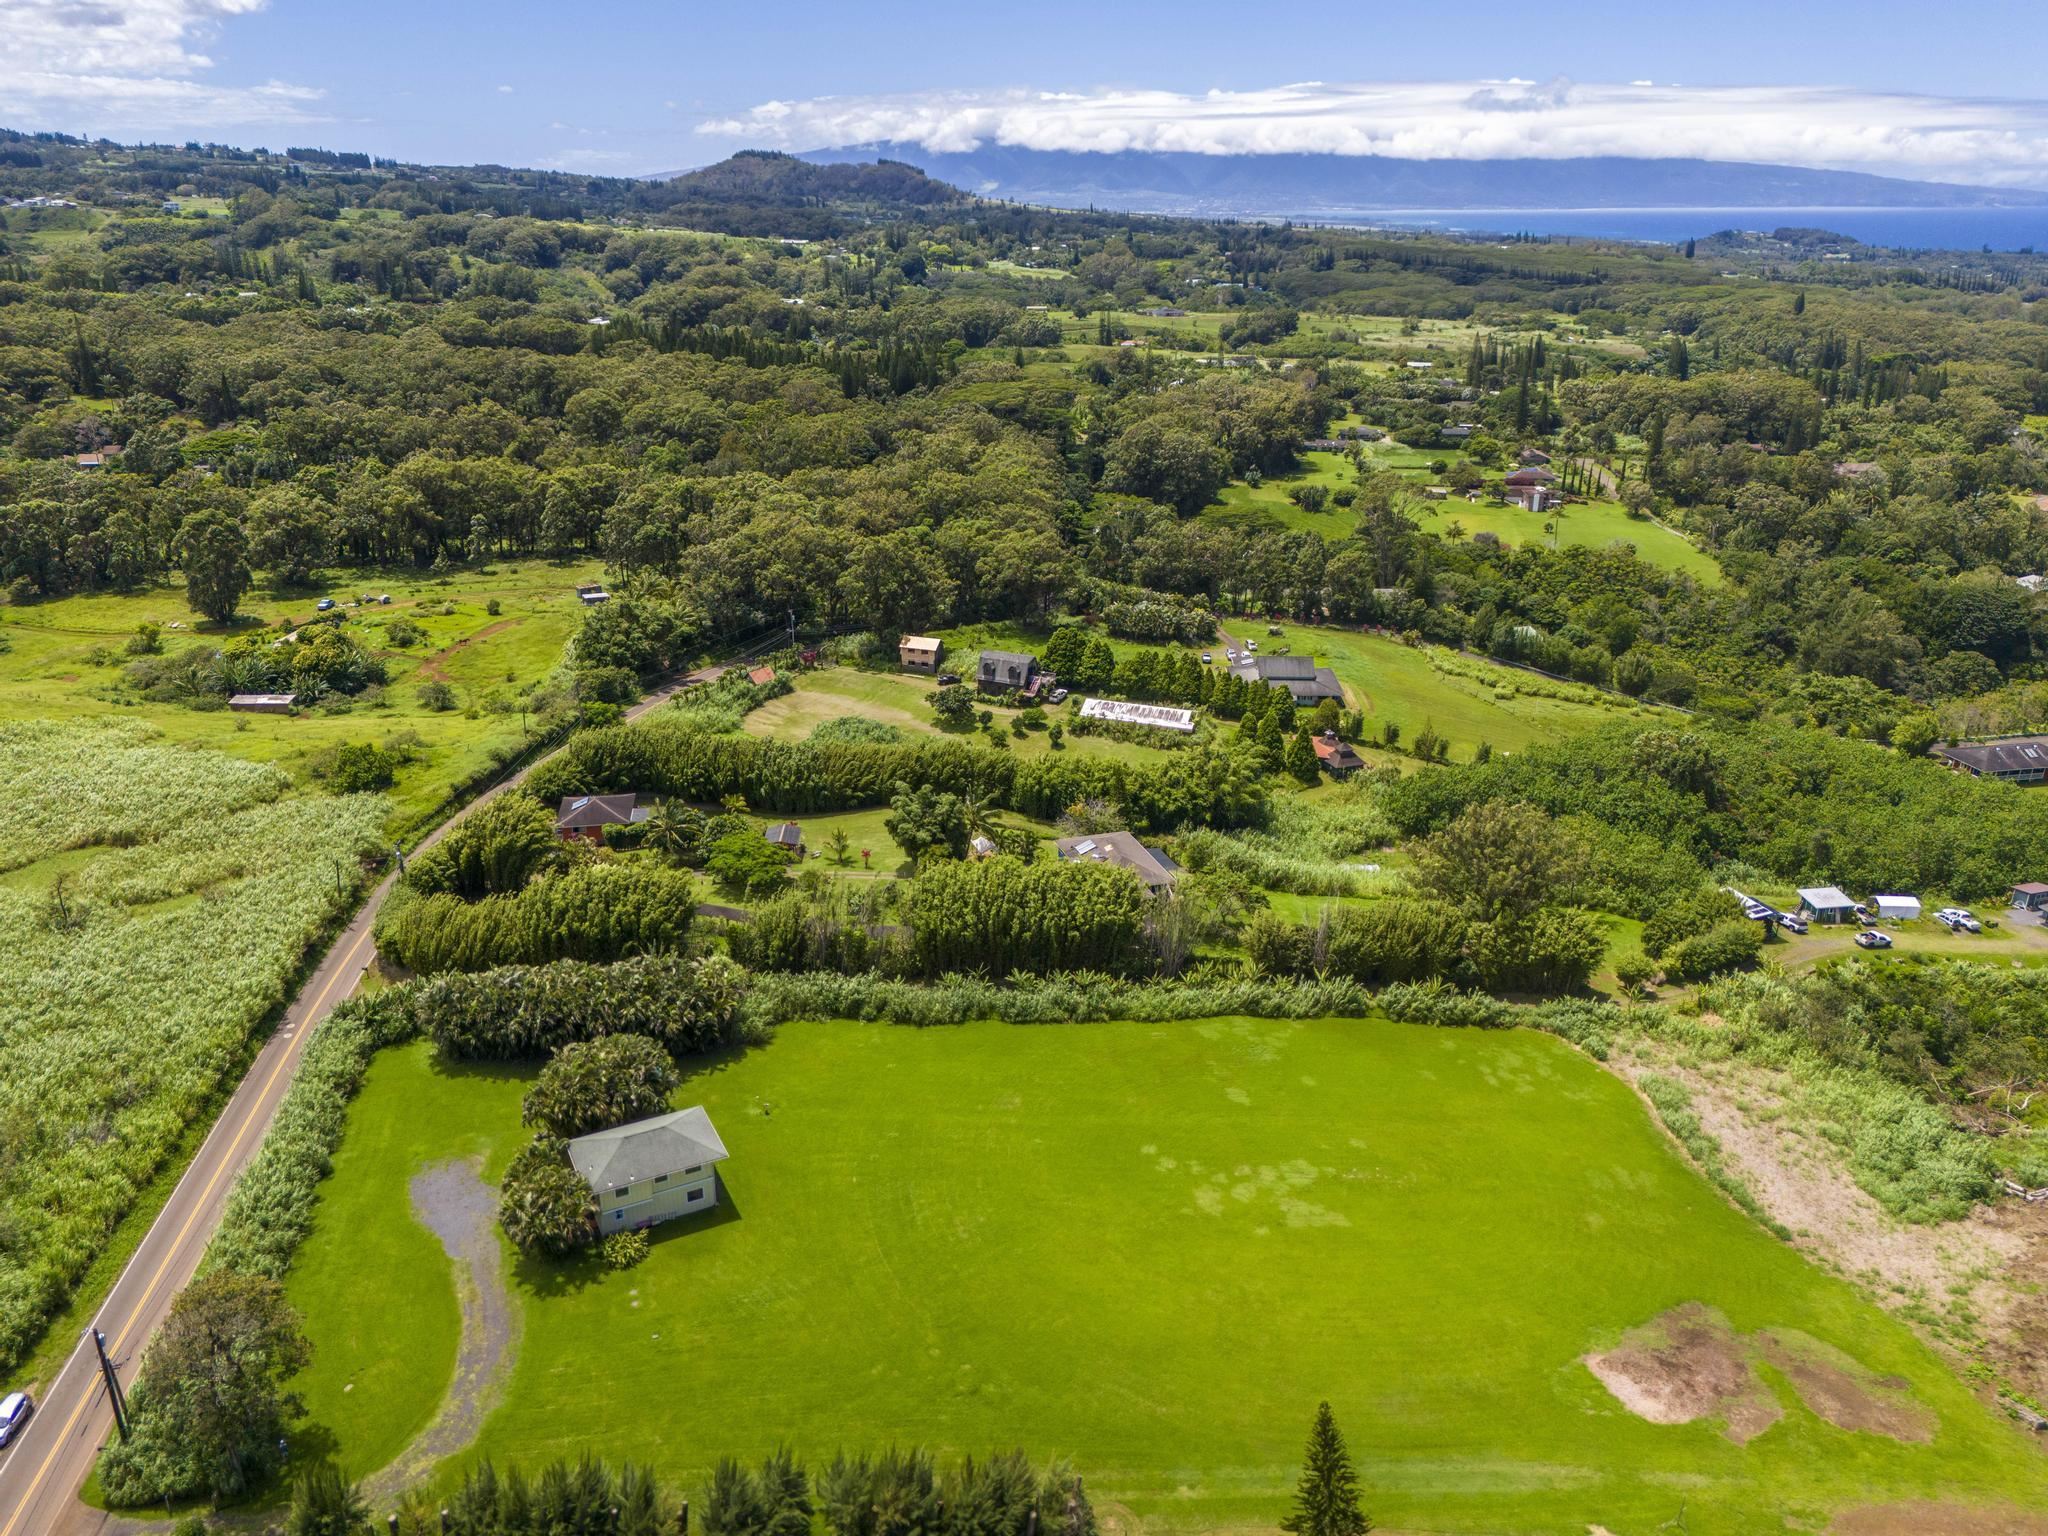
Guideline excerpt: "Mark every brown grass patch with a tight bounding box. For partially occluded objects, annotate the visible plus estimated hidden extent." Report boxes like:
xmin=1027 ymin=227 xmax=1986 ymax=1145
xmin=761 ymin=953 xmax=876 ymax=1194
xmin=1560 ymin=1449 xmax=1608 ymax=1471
xmin=1759 ymin=1329 xmax=1937 ymax=1443
xmin=1830 ymin=1503 xmax=2048 ymax=1535
xmin=1583 ymin=1302 xmax=1782 ymax=1443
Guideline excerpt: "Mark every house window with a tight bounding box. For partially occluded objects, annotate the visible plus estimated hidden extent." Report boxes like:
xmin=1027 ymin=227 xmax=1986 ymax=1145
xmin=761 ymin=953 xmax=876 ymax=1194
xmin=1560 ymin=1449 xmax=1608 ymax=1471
xmin=613 ymin=1187 xmax=632 ymax=1202
xmin=687 ymin=1189 xmax=705 ymax=1203
xmin=684 ymin=1165 xmax=701 ymax=1175
xmin=654 ymin=1174 xmax=668 ymax=1185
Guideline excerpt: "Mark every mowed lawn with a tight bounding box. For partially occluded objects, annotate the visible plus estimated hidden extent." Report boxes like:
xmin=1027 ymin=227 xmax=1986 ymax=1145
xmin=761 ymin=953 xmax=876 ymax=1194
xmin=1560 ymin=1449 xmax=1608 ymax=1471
xmin=0 ymin=563 xmax=598 ymax=836
xmin=1409 ymin=496 xmax=1723 ymax=583
xmin=287 ymin=1020 xmax=2047 ymax=1534
xmin=1265 ymin=626 xmax=1658 ymax=758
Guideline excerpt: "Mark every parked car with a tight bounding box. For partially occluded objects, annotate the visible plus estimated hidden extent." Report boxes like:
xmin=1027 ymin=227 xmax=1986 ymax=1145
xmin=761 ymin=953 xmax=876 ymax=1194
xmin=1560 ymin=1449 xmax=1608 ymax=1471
xmin=1049 ymin=687 xmax=1069 ymax=704
xmin=1854 ymin=929 xmax=1893 ymax=950
xmin=1267 ymin=624 xmax=1283 ymax=636
xmin=1774 ymin=913 xmax=1809 ymax=935
xmin=1225 ymin=649 xmax=1240 ymax=663
xmin=0 ymin=1390 xmax=31 ymax=1448
xmin=1199 ymin=652 xmax=1213 ymax=664
xmin=1935 ymin=908 xmax=1982 ymax=933
xmin=1245 ymin=640 xmax=1259 ymax=652
xmin=315 ymin=597 xmax=335 ymax=612
xmin=936 ymin=673 xmax=960 ymax=686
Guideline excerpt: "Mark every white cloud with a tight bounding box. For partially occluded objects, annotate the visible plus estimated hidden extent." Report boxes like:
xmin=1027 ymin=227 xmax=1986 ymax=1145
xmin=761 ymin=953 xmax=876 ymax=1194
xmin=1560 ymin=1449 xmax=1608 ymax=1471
xmin=0 ymin=0 xmax=323 ymax=131
xmin=496 ymin=83 xmax=513 ymax=94
xmin=695 ymin=79 xmax=2048 ymax=187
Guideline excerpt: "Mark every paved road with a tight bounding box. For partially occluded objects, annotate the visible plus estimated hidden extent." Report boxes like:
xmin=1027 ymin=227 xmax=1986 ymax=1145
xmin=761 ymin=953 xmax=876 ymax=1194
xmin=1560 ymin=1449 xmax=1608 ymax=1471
xmin=0 ymin=674 xmax=691 ymax=1536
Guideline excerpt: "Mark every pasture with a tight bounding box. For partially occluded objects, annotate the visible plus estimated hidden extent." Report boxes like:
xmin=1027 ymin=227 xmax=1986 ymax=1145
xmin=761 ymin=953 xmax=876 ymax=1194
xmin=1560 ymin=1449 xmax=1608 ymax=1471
xmin=0 ymin=562 xmax=599 ymax=837
xmin=1409 ymin=496 xmax=1723 ymax=583
xmin=285 ymin=1018 xmax=2048 ymax=1533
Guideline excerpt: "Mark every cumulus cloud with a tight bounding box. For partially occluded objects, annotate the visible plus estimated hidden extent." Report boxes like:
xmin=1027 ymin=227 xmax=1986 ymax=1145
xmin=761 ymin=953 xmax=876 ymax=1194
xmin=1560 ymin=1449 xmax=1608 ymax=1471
xmin=696 ymin=79 xmax=2048 ymax=187
xmin=0 ymin=0 xmax=322 ymax=131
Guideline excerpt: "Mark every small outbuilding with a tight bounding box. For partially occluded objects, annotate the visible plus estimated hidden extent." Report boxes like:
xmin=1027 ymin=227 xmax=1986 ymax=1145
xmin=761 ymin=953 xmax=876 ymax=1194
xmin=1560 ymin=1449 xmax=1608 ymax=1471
xmin=1795 ymin=885 xmax=1858 ymax=925
xmin=555 ymin=792 xmax=648 ymax=843
xmin=747 ymin=665 xmax=777 ymax=686
xmin=1874 ymin=894 xmax=1922 ymax=923
xmin=228 ymin=693 xmax=297 ymax=714
xmin=568 ymin=1107 xmax=729 ymax=1235
xmin=977 ymin=649 xmax=1042 ymax=697
xmin=899 ymin=635 xmax=943 ymax=673
xmin=1311 ymin=731 xmax=1366 ymax=779
xmin=764 ymin=821 xmax=804 ymax=854
xmin=2011 ymin=882 xmax=2048 ymax=912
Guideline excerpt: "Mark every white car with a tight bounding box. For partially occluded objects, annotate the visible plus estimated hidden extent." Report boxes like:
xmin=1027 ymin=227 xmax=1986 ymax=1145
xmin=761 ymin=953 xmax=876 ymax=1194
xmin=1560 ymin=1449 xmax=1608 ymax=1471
xmin=1245 ymin=640 xmax=1259 ymax=652
xmin=1200 ymin=652 xmax=1213 ymax=664
xmin=1935 ymin=908 xmax=1982 ymax=933
xmin=0 ymin=1390 xmax=31 ymax=1448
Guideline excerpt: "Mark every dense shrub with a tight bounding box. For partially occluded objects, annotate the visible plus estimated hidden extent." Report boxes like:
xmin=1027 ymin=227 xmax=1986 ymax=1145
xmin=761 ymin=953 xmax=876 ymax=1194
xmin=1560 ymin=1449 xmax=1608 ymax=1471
xmin=1466 ymin=912 xmax=1606 ymax=994
xmin=376 ymin=862 xmax=698 ymax=974
xmin=1641 ymin=886 xmax=1744 ymax=957
xmin=405 ymin=794 xmax=562 ymax=900
xmin=1661 ymin=919 xmax=1764 ymax=982
xmin=411 ymin=952 xmax=744 ymax=1060
xmin=522 ymin=1034 xmax=680 ymax=1138
xmin=1322 ymin=900 xmax=1470 ymax=985
xmin=907 ymin=856 xmax=1152 ymax=977
xmin=499 ymin=1136 xmax=597 ymax=1254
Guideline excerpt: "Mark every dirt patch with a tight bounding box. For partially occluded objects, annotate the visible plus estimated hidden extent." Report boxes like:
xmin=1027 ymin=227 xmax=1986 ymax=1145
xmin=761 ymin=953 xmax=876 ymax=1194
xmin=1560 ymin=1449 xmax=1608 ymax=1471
xmin=415 ymin=617 xmax=520 ymax=681
xmin=1830 ymin=1503 xmax=2048 ymax=1535
xmin=1584 ymin=1303 xmax=1782 ymax=1443
xmin=363 ymin=1158 xmax=517 ymax=1500
xmin=1611 ymin=1046 xmax=2048 ymax=1404
xmin=1759 ymin=1330 xmax=1937 ymax=1443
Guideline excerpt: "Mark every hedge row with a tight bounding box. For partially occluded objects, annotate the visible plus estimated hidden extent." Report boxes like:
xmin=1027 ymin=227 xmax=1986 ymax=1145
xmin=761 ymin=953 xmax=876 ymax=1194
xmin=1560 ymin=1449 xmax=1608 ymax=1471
xmin=376 ymin=862 xmax=700 ymax=975
xmin=413 ymin=953 xmax=748 ymax=1060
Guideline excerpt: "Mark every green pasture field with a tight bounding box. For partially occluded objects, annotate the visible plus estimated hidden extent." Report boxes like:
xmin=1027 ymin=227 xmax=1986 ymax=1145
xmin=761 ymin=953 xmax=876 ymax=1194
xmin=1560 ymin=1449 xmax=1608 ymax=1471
xmin=286 ymin=1019 xmax=2048 ymax=1534
xmin=743 ymin=665 xmax=1174 ymax=768
xmin=0 ymin=562 xmax=600 ymax=837
xmin=1409 ymin=497 xmax=1723 ymax=583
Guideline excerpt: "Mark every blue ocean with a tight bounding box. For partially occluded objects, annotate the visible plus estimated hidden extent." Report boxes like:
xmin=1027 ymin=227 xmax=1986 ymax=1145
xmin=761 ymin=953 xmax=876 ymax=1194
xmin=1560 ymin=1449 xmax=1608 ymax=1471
xmin=1323 ymin=206 xmax=2048 ymax=253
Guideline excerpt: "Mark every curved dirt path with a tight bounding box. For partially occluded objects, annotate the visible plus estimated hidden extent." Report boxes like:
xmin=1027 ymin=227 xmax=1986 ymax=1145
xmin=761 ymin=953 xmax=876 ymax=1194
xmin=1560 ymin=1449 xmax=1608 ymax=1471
xmin=363 ymin=1159 xmax=518 ymax=1502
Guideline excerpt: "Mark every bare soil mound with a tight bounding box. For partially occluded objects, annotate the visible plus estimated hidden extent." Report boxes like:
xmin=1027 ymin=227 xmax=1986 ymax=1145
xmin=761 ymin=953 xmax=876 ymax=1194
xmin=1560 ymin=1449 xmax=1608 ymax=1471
xmin=1760 ymin=1330 xmax=1937 ymax=1443
xmin=1583 ymin=1302 xmax=1781 ymax=1443
xmin=1830 ymin=1503 xmax=2048 ymax=1535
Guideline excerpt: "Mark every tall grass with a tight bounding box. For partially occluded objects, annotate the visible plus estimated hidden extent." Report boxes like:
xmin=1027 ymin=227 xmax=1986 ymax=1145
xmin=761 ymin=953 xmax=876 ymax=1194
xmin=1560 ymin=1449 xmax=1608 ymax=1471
xmin=0 ymin=722 xmax=385 ymax=1372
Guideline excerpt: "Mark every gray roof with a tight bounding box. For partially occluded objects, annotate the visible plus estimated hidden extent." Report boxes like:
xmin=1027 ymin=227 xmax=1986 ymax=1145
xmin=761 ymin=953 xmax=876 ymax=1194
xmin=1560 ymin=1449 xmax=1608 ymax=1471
xmin=1936 ymin=738 xmax=2048 ymax=776
xmin=764 ymin=821 xmax=803 ymax=846
xmin=1054 ymin=831 xmax=1178 ymax=890
xmin=1232 ymin=655 xmax=1343 ymax=703
xmin=1796 ymin=886 xmax=1856 ymax=911
xmin=556 ymin=792 xmax=645 ymax=830
xmin=978 ymin=649 xmax=1037 ymax=684
xmin=567 ymin=1107 xmax=728 ymax=1192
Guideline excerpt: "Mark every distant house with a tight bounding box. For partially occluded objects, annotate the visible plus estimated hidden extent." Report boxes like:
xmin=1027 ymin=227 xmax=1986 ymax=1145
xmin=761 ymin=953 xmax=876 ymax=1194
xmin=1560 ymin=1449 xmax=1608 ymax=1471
xmin=1404 ymin=359 xmax=1434 ymax=370
xmin=1440 ymin=424 xmax=1475 ymax=442
xmin=1503 ymin=466 xmax=1558 ymax=511
xmin=1053 ymin=831 xmax=1179 ymax=893
xmin=2010 ymin=882 xmax=2048 ymax=912
xmin=1519 ymin=447 xmax=1551 ymax=466
xmin=1834 ymin=461 xmax=1883 ymax=479
xmin=764 ymin=821 xmax=804 ymax=854
xmin=1795 ymin=886 xmax=1859 ymax=925
xmin=228 ymin=693 xmax=296 ymax=714
xmin=1934 ymin=736 xmax=2048 ymax=784
xmin=1231 ymin=653 xmax=1343 ymax=705
xmin=969 ymin=835 xmax=998 ymax=859
xmin=568 ymin=1107 xmax=729 ymax=1236
xmin=2018 ymin=575 xmax=2047 ymax=593
xmin=1310 ymin=731 xmax=1366 ymax=778
xmin=555 ymin=793 xmax=648 ymax=842
xmin=1143 ymin=306 xmax=1188 ymax=317
xmin=74 ymin=449 xmax=119 ymax=470
xmin=747 ymin=665 xmax=777 ymax=686
xmin=1421 ymin=486 xmax=1451 ymax=501
xmin=977 ymin=649 xmax=1042 ymax=696
xmin=899 ymin=635 xmax=943 ymax=673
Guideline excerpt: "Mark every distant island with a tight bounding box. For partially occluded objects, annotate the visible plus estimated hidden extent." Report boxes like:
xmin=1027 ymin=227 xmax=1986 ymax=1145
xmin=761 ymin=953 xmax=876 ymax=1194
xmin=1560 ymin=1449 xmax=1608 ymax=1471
xmin=791 ymin=143 xmax=2048 ymax=217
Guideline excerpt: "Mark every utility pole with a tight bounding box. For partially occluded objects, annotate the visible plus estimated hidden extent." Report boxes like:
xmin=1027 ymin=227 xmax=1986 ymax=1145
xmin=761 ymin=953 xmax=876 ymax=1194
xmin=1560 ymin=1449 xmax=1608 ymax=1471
xmin=88 ymin=1327 xmax=129 ymax=1441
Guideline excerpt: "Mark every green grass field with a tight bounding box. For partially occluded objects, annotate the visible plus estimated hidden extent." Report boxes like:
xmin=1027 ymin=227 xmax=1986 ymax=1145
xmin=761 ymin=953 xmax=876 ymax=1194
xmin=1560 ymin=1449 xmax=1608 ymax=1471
xmin=287 ymin=1019 xmax=2048 ymax=1533
xmin=1264 ymin=625 xmax=1661 ymax=758
xmin=1410 ymin=497 xmax=1723 ymax=583
xmin=0 ymin=563 xmax=599 ymax=836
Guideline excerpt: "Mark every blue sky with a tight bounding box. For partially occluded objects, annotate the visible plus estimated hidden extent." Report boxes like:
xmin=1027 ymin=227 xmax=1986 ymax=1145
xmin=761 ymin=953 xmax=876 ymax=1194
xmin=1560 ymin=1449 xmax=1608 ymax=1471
xmin=5 ymin=0 xmax=2048 ymax=185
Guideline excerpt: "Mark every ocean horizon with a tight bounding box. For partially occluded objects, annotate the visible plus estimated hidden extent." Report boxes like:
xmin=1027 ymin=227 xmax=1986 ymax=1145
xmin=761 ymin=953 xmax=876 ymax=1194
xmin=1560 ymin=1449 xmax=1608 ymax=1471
xmin=1293 ymin=204 xmax=2048 ymax=252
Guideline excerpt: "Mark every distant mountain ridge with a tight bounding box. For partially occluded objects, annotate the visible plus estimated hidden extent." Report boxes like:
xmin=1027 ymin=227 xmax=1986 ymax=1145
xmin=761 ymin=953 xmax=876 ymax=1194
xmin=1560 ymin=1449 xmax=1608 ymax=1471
xmin=791 ymin=143 xmax=2048 ymax=215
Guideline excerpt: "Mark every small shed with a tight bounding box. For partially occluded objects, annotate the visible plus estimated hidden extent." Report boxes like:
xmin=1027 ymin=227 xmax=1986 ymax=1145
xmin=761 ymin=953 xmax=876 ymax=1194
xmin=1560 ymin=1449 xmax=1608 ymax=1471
xmin=1311 ymin=732 xmax=1366 ymax=779
xmin=764 ymin=821 xmax=804 ymax=854
xmin=747 ymin=665 xmax=777 ymax=686
xmin=1874 ymin=894 xmax=1922 ymax=922
xmin=1796 ymin=886 xmax=1858 ymax=925
xmin=2010 ymin=882 xmax=2048 ymax=912
xmin=899 ymin=635 xmax=943 ymax=673
xmin=228 ymin=693 xmax=297 ymax=714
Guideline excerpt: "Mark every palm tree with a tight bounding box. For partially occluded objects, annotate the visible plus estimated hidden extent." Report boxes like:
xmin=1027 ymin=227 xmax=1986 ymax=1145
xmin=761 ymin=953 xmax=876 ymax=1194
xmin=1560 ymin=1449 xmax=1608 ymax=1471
xmin=640 ymin=801 xmax=694 ymax=866
xmin=960 ymin=792 xmax=997 ymax=848
xmin=825 ymin=828 xmax=851 ymax=866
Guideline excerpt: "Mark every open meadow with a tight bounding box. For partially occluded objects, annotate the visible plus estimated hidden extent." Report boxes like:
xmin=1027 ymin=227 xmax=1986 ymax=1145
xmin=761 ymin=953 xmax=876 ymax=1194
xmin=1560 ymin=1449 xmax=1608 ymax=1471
xmin=0 ymin=719 xmax=385 ymax=1375
xmin=284 ymin=1017 xmax=2048 ymax=1535
xmin=0 ymin=562 xmax=599 ymax=838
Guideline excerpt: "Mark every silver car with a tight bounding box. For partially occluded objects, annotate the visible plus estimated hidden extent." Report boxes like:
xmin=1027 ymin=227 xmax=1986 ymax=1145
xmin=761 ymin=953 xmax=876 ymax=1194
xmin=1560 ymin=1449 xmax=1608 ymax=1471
xmin=0 ymin=1390 xmax=31 ymax=1448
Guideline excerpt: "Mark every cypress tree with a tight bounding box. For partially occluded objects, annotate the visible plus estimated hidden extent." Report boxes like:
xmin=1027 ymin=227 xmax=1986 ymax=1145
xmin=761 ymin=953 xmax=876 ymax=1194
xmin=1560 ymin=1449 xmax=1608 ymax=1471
xmin=1279 ymin=1402 xmax=1371 ymax=1536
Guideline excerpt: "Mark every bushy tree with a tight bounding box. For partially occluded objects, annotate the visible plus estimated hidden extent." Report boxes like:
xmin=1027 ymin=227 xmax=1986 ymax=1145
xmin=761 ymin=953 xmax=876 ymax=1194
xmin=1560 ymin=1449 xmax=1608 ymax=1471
xmin=498 ymin=1136 xmax=596 ymax=1255
xmin=1410 ymin=801 xmax=1585 ymax=922
xmin=173 ymin=504 xmax=251 ymax=623
xmin=886 ymin=780 xmax=969 ymax=861
xmin=522 ymin=1034 xmax=679 ymax=1138
xmin=407 ymin=794 xmax=562 ymax=900
xmin=99 ymin=1272 xmax=313 ymax=1506
xmin=287 ymin=1466 xmax=371 ymax=1536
